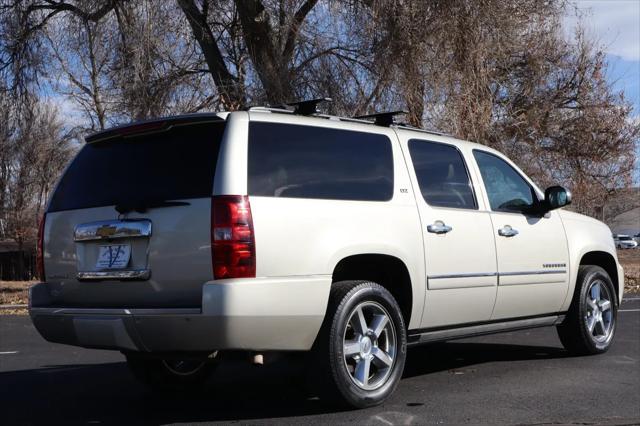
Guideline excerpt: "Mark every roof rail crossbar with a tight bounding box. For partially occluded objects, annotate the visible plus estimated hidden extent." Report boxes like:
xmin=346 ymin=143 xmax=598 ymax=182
xmin=354 ymin=110 xmax=408 ymax=127
xmin=285 ymin=97 xmax=332 ymax=115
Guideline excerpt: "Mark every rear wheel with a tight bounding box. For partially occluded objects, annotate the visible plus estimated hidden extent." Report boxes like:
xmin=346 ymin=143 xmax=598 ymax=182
xmin=312 ymin=281 xmax=407 ymax=408
xmin=126 ymin=354 xmax=217 ymax=391
xmin=557 ymin=265 xmax=617 ymax=355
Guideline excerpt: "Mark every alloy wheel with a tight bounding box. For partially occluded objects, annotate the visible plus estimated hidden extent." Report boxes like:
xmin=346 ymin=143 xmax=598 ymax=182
xmin=342 ymin=301 xmax=397 ymax=391
xmin=584 ymin=280 xmax=614 ymax=343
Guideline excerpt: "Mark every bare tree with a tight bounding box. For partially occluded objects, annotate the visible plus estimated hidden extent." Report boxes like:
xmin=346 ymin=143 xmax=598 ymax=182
xmin=0 ymin=0 xmax=637 ymax=235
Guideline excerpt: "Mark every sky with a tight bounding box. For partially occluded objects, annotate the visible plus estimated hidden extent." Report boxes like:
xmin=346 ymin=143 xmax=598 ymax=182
xmin=564 ymin=0 xmax=640 ymax=113
xmin=563 ymin=0 xmax=640 ymax=183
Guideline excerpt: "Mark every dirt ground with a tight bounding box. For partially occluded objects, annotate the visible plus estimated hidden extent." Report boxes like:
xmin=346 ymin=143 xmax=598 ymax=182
xmin=1 ymin=250 xmax=639 ymax=315
xmin=617 ymin=248 xmax=640 ymax=293
xmin=0 ymin=280 xmax=33 ymax=315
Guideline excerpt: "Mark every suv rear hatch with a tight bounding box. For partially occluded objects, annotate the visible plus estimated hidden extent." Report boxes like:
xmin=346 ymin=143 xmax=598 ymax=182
xmin=41 ymin=116 xmax=226 ymax=308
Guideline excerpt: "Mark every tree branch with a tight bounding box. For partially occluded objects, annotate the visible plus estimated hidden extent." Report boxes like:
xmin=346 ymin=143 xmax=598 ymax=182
xmin=176 ymin=0 xmax=243 ymax=109
xmin=282 ymin=0 xmax=317 ymax=61
xmin=26 ymin=0 xmax=118 ymax=22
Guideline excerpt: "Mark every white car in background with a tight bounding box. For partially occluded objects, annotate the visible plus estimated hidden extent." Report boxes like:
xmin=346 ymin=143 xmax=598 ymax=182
xmin=614 ymin=235 xmax=638 ymax=249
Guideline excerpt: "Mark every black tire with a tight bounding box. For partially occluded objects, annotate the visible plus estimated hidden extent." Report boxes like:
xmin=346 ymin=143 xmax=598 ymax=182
xmin=312 ymin=280 xmax=407 ymax=408
xmin=125 ymin=354 xmax=216 ymax=392
xmin=557 ymin=265 xmax=618 ymax=355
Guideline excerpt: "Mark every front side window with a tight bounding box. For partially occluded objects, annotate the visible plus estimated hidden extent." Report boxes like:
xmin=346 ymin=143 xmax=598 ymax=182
xmin=473 ymin=150 xmax=535 ymax=212
xmin=248 ymin=122 xmax=394 ymax=201
xmin=408 ymin=140 xmax=477 ymax=209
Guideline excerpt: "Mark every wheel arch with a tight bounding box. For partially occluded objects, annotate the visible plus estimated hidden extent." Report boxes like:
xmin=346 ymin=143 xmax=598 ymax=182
xmin=579 ymin=251 xmax=620 ymax=302
xmin=331 ymin=253 xmax=414 ymax=329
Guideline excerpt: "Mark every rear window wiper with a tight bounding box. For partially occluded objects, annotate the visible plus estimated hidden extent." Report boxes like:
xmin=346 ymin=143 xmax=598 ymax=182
xmin=115 ymin=200 xmax=191 ymax=214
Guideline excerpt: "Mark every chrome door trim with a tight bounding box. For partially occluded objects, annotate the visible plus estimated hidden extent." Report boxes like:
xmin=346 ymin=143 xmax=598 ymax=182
xmin=29 ymin=307 xmax=201 ymax=315
xmin=77 ymin=269 xmax=151 ymax=281
xmin=500 ymin=270 xmax=566 ymax=276
xmin=428 ymin=272 xmax=497 ymax=279
xmin=426 ymin=271 xmax=564 ymax=280
xmin=74 ymin=220 xmax=152 ymax=242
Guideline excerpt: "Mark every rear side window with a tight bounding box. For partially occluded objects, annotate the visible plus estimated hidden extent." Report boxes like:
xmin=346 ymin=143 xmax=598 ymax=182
xmin=248 ymin=122 xmax=394 ymax=201
xmin=408 ymin=139 xmax=477 ymax=209
xmin=48 ymin=121 xmax=225 ymax=212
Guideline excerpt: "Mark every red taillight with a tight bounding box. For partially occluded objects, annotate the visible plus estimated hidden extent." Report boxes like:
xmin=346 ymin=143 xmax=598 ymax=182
xmin=211 ymin=195 xmax=256 ymax=279
xmin=36 ymin=213 xmax=46 ymax=281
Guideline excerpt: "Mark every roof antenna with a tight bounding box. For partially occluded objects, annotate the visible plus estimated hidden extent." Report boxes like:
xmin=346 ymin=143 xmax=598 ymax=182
xmin=285 ymin=97 xmax=332 ymax=116
xmin=354 ymin=110 xmax=408 ymax=127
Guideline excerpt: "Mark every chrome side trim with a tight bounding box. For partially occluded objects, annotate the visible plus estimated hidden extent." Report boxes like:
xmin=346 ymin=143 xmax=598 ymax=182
xmin=500 ymin=270 xmax=566 ymax=276
xmin=428 ymin=272 xmax=497 ymax=279
xmin=427 ymin=270 xmax=565 ymax=280
xmin=408 ymin=315 xmax=560 ymax=345
xmin=77 ymin=269 xmax=151 ymax=281
xmin=29 ymin=307 xmax=201 ymax=315
xmin=74 ymin=220 xmax=152 ymax=242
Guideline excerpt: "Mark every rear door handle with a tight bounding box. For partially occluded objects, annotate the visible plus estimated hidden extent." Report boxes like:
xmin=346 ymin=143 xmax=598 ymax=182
xmin=498 ymin=225 xmax=519 ymax=237
xmin=427 ymin=221 xmax=452 ymax=234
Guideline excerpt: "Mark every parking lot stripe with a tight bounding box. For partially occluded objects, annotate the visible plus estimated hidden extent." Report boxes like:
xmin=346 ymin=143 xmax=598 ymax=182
xmin=0 ymin=351 xmax=19 ymax=355
xmin=619 ymin=309 xmax=640 ymax=312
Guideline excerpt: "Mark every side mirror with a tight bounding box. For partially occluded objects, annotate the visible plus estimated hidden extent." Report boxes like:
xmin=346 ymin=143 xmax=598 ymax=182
xmin=543 ymin=186 xmax=572 ymax=211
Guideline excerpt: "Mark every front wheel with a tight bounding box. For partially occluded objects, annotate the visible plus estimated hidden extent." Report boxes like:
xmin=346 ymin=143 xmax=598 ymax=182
xmin=557 ymin=265 xmax=617 ymax=355
xmin=313 ymin=281 xmax=407 ymax=408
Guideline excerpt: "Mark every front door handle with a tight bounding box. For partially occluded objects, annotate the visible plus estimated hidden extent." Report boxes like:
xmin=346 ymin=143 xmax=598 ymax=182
xmin=427 ymin=221 xmax=452 ymax=234
xmin=498 ymin=225 xmax=519 ymax=237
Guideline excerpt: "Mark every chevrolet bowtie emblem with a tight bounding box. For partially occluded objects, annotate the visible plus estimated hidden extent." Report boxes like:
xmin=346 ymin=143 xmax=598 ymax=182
xmin=96 ymin=225 xmax=118 ymax=238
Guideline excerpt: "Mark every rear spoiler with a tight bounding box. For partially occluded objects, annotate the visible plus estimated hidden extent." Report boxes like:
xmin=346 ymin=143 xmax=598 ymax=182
xmin=85 ymin=113 xmax=226 ymax=143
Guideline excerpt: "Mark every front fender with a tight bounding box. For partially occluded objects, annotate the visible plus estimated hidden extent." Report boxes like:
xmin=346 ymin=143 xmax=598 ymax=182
xmin=559 ymin=210 xmax=622 ymax=310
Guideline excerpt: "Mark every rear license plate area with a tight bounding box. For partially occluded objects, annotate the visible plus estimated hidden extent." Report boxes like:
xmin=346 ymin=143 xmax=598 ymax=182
xmin=96 ymin=244 xmax=131 ymax=269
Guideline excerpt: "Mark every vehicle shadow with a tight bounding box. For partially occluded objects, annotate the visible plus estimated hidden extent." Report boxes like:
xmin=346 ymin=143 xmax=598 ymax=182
xmin=403 ymin=341 xmax=569 ymax=379
xmin=0 ymin=341 xmax=569 ymax=424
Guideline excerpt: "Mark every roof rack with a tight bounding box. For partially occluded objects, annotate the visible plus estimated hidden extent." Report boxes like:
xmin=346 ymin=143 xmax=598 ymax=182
xmin=354 ymin=110 xmax=408 ymax=127
xmin=395 ymin=124 xmax=448 ymax=137
xmin=275 ymin=97 xmax=332 ymax=115
xmin=245 ymin=98 xmax=449 ymax=137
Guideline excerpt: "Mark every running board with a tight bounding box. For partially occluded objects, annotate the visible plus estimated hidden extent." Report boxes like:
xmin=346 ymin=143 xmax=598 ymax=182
xmin=407 ymin=314 xmax=565 ymax=346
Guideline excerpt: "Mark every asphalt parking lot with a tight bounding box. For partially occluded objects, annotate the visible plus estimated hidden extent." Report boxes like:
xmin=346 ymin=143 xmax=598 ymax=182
xmin=1 ymin=298 xmax=639 ymax=425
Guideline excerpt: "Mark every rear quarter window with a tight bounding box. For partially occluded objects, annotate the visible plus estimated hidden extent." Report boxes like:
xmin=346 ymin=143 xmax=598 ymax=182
xmin=48 ymin=121 xmax=225 ymax=212
xmin=248 ymin=122 xmax=394 ymax=201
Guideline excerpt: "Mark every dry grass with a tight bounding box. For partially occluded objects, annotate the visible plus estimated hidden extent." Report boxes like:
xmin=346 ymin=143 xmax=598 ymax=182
xmin=0 ymin=280 xmax=33 ymax=315
xmin=618 ymin=249 xmax=640 ymax=294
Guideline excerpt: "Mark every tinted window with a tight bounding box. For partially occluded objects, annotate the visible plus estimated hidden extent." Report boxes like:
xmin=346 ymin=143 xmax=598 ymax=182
xmin=408 ymin=140 xmax=476 ymax=209
xmin=473 ymin=150 xmax=535 ymax=212
xmin=248 ymin=122 xmax=393 ymax=201
xmin=48 ymin=121 xmax=225 ymax=212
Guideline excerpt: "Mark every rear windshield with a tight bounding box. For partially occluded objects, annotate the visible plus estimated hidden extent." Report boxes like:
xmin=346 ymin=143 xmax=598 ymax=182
xmin=48 ymin=121 xmax=225 ymax=212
